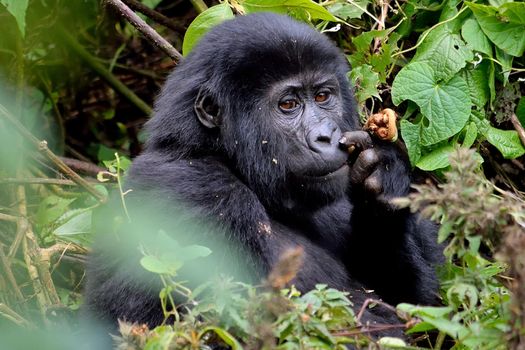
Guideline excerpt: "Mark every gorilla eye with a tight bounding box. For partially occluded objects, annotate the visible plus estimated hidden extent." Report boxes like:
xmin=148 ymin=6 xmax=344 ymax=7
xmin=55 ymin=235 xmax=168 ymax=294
xmin=279 ymin=99 xmax=299 ymax=111
xmin=315 ymin=92 xmax=330 ymax=103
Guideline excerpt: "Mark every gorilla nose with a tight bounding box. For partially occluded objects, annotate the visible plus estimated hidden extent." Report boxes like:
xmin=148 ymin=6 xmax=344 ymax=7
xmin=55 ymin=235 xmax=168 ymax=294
xmin=307 ymin=120 xmax=341 ymax=154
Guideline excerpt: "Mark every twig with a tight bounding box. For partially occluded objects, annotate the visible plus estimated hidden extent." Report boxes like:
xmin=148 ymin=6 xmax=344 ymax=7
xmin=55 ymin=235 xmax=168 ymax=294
xmin=0 ymin=304 xmax=30 ymax=327
xmin=40 ymin=242 xmax=88 ymax=263
xmin=0 ymin=178 xmax=101 ymax=186
xmin=28 ymin=165 xmax=79 ymax=198
xmin=510 ymin=113 xmax=525 ymax=148
xmin=355 ymin=298 xmax=397 ymax=323
xmin=57 ymin=29 xmax=153 ymax=116
xmin=104 ymin=0 xmax=183 ymax=62
xmin=393 ymin=6 xmax=468 ymax=58
xmin=332 ymin=323 xmax=406 ymax=336
xmin=15 ymin=183 xmax=51 ymax=318
xmin=0 ymin=245 xmax=25 ymax=303
xmin=373 ymin=0 xmax=390 ymax=52
xmin=0 ymin=104 xmax=107 ymax=203
xmin=190 ymin=0 xmax=208 ymax=13
xmin=0 ymin=213 xmax=27 ymax=260
xmin=121 ymin=0 xmax=185 ymax=33
xmin=59 ymin=157 xmax=106 ymax=176
xmin=347 ymin=0 xmax=382 ymax=27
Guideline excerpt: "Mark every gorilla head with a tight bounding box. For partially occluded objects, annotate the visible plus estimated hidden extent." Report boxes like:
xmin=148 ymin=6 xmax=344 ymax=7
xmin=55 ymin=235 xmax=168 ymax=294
xmin=146 ymin=13 xmax=360 ymax=207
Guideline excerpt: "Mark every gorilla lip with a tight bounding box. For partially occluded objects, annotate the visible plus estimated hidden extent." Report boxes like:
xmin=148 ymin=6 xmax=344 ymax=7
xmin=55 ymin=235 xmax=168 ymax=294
xmin=302 ymin=163 xmax=349 ymax=180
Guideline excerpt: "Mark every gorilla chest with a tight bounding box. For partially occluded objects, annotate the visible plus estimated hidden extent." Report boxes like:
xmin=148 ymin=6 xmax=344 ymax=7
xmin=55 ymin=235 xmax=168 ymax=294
xmin=276 ymin=197 xmax=353 ymax=254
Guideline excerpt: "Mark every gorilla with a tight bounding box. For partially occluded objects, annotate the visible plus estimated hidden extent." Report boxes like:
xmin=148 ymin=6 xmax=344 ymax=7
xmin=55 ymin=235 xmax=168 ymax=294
xmin=84 ymin=12 xmax=442 ymax=337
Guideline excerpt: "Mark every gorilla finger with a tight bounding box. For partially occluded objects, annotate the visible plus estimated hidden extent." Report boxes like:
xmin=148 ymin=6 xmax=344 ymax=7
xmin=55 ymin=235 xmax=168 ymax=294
xmin=339 ymin=131 xmax=373 ymax=154
xmin=364 ymin=169 xmax=383 ymax=195
xmin=349 ymin=149 xmax=379 ymax=184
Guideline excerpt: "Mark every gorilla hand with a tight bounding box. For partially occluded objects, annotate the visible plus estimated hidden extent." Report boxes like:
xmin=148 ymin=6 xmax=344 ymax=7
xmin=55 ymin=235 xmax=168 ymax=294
xmin=339 ymin=130 xmax=411 ymax=207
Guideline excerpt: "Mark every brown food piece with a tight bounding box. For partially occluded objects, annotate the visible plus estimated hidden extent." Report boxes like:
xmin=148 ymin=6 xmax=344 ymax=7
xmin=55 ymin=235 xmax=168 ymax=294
xmin=363 ymin=108 xmax=398 ymax=142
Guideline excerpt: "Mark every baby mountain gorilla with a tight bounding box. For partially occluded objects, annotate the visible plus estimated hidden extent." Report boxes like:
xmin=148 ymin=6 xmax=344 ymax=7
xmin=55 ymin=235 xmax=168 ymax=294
xmin=85 ymin=13 xmax=442 ymax=336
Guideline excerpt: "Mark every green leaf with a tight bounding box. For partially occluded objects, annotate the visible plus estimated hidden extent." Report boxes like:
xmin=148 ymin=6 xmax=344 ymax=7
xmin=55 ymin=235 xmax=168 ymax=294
xmin=0 ymin=0 xmax=28 ymax=36
xmin=140 ymin=255 xmax=180 ymax=275
xmin=352 ymin=30 xmax=388 ymax=52
xmin=466 ymin=2 xmax=525 ymax=57
xmin=415 ymin=144 xmax=455 ymax=171
xmin=447 ymin=283 xmax=479 ymax=308
xmin=495 ymin=46 xmax=513 ymax=85
xmin=516 ymin=97 xmax=525 ymax=127
xmin=176 ymin=244 xmax=212 ymax=262
xmin=484 ymin=126 xmax=525 ymax=159
xmin=200 ymin=327 xmax=244 ymax=350
xmin=500 ymin=2 xmax=525 ymax=25
xmin=488 ymin=61 xmax=496 ymax=106
xmin=327 ymin=0 xmax=369 ymax=20
xmin=397 ymin=304 xmax=453 ymax=318
xmin=407 ymin=321 xmax=437 ymax=333
xmin=54 ymin=211 xmax=92 ymax=236
xmin=377 ymin=337 xmax=407 ymax=347
xmin=462 ymin=121 xmax=478 ymax=148
xmin=392 ymin=62 xmax=471 ymax=146
xmin=36 ymin=196 xmax=76 ymax=227
xmin=488 ymin=0 xmax=510 ymax=7
xmin=141 ymin=0 xmax=163 ymax=8
xmin=461 ymin=18 xmax=493 ymax=56
xmin=243 ymin=0 xmax=338 ymax=22
xmin=400 ymin=119 xmax=422 ymax=166
xmin=437 ymin=220 xmax=454 ymax=243
xmin=349 ymin=64 xmax=380 ymax=103
xmin=461 ymin=61 xmax=490 ymax=108
xmin=182 ymin=3 xmax=234 ymax=55
xmin=412 ymin=26 xmax=473 ymax=81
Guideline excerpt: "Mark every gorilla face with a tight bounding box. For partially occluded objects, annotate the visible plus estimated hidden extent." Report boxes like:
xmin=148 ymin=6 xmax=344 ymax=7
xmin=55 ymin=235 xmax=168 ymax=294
xmin=267 ymin=73 xmax=349 ymax=180
xmin=195 ymin=69 xmax=351 ymax=204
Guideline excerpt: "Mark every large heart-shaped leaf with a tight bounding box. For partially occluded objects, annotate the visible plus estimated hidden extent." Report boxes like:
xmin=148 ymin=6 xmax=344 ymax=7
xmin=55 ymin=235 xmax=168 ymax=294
xmin=392 ymin=62 xmax=471 ymax=146
xmin=413 ymin=26 xmax=473 ymax=81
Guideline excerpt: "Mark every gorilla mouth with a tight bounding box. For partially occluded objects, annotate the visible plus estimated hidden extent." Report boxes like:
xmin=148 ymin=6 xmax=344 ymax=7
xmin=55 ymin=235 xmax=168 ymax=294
xmin=302 ymin=163 xmax=349 ymax=180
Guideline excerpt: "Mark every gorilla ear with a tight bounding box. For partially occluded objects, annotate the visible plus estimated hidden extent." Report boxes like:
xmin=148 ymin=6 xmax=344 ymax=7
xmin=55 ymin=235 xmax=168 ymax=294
xmin=194 ymin=88 xmax=221 ymax=128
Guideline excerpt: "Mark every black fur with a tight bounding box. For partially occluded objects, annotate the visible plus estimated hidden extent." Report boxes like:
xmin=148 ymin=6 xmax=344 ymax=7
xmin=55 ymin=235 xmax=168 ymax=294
xmin=84 ymin=13 xmax=442 ymax=337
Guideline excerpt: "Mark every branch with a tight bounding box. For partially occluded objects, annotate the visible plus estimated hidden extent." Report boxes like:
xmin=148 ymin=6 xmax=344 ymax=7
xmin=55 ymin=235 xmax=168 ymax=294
xmin=0 ymin=304 xmax=30 ymax=327
xmin=0 ymin=178 xmax=104 ymax=186
xmin=355 ymin=298 xmax=397 ymax=323
xmin=510 ymin=113 xmax=525 ymax=148
xmin=104 ymin=0 xmax=183 ymax=62
xmin=373 ymin=0 xmax=390 ymax=52
xmin=121 ymin=0 xmax=185 ymax=33
xmin=59 ymin=157 xmax=106 ymax=176
xmin=0 ymin=246 xmax=25 ymax=303
xmin=0 ymin=104 xmax=107 ymax=203
xmin=190 ymin=0 xmax=208 ymax=14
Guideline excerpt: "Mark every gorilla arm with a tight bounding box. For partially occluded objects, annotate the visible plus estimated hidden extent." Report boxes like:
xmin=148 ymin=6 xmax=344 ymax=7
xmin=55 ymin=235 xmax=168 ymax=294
xmin=128 ymin=152 xmax=406 ymax=328
xmin=339 ymin=132 xmax=442 ymax=306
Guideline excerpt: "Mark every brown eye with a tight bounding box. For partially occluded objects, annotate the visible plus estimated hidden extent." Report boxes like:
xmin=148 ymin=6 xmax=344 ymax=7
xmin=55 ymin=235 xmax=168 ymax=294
xmin=315 ymin=92 xmax=330 ymax=103
xmin=279 ymin=99 xmax=298 ymax=111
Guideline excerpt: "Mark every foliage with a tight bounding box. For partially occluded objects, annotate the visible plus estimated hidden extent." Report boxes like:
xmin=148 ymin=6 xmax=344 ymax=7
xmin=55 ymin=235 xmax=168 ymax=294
xmin=396 ymin=148 xmax=523 ymax=349
xmin=179 ymin=0 xmax=525 ymax=172
xmin=0 ymin=0 xmax=524 ymax=349
xmin=114 ymin=281 xmax=362 ymax=350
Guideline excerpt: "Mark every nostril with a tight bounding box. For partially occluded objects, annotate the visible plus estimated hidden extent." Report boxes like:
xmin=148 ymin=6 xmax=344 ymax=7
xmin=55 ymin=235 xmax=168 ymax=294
xmin=316 ymin=134 xmax=331 ymax=144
